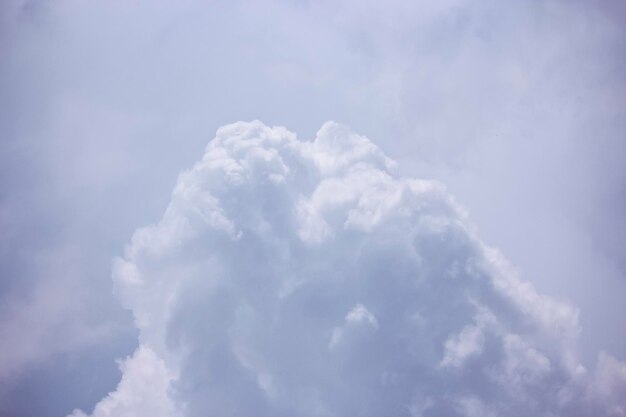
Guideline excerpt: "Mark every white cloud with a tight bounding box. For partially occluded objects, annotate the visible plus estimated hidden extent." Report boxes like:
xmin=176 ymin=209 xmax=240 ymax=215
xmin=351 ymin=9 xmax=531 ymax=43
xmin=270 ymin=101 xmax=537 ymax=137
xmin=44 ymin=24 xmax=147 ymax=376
xmin=329 ymin=303 xmax=379 ymax=350
xmin=440 ymin=306 xmax=494 ymax=368
xmin=68 ymin=345 xmax=174 ymax=417
xmin=73 ymin=121 xmax=626 ymax=417
xmin=2 ymin=1 xmax=625 ymax=415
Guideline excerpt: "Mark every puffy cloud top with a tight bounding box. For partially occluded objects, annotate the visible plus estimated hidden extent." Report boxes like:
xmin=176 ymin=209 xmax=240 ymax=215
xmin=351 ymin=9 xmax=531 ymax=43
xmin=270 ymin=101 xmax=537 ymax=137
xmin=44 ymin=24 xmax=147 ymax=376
xmin=73 ymin=121 xmax=625 ymax=417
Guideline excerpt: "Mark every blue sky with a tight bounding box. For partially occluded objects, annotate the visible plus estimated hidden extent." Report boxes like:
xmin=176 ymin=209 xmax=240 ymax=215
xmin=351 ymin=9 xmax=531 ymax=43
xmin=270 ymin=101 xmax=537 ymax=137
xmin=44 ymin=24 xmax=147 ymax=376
xmin=1 ymin=1 xmax=625 ymax=416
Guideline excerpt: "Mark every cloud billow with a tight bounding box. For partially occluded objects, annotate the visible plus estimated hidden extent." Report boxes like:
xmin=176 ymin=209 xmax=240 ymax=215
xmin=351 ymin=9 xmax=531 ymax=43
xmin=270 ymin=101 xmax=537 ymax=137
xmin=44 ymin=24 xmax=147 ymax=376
xmin=72 ymin=121 xmax=626 ymax=417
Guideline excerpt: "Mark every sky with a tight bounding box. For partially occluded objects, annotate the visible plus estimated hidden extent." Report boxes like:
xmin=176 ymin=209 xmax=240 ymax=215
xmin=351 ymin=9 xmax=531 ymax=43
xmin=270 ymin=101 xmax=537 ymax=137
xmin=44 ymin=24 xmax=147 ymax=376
xmin=0 ymin=1 xmax=625 ymax=416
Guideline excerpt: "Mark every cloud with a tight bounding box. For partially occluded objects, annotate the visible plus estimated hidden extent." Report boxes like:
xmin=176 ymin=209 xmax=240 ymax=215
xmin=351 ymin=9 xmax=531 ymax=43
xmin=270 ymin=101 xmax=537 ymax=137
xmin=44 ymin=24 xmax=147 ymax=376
xmin=2 ymin=2 xmax=625 ymax=414
xmin=73 ymin=121 xmax=626 ymax=417
xmin=67 ymin=346 xmax=173 ymax=417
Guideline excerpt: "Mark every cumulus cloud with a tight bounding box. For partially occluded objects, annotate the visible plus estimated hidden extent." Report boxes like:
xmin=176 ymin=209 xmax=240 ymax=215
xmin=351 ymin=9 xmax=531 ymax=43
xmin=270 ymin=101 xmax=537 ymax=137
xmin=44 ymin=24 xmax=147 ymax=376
xmin=68 ymin=346 xmax=173 ymax=417
xmin=73 ymin=121 xmax=625 ymax=417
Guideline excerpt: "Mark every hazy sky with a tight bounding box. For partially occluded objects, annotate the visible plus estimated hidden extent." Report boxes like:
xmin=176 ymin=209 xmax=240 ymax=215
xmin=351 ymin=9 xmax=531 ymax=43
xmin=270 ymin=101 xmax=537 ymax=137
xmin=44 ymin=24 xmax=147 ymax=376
xmin=1 ymin=1 xmax=625 ymax=416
